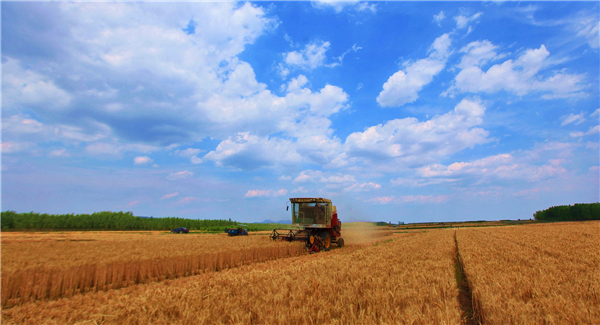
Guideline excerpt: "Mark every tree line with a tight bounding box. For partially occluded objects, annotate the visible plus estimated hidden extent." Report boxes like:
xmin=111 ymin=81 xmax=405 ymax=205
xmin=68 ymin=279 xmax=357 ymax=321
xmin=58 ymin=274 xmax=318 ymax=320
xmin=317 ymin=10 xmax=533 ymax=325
xmin=0 ymin=211 xmax=286 ymax=232
xmin=533 ymin=203 xmax=599 ymax=221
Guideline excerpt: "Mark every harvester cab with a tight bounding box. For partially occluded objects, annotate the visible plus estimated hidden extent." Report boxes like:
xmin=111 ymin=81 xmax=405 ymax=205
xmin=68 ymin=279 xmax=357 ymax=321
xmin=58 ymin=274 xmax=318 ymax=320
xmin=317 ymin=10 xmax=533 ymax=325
xmin=271 ymin=198 xmax=344 ymax=253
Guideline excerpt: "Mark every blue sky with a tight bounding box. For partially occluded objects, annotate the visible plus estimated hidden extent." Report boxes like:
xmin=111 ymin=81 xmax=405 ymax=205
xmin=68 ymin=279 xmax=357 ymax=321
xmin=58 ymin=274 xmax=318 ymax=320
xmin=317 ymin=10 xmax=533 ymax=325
xmin=2 ymin=1 xmax=599 ymax=223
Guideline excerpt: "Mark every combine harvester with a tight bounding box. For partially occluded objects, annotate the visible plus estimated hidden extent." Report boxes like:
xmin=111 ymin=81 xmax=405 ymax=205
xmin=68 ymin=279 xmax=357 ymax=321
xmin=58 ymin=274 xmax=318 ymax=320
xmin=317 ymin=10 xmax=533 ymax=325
xmin=271 ymin=198 xmax=343 ymax=253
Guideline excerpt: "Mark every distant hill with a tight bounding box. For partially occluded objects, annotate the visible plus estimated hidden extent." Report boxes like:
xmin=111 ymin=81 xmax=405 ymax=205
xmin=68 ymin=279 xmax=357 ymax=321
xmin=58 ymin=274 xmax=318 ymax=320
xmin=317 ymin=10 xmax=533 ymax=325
xmin=259 ymin=219 xmax=291 ymax=224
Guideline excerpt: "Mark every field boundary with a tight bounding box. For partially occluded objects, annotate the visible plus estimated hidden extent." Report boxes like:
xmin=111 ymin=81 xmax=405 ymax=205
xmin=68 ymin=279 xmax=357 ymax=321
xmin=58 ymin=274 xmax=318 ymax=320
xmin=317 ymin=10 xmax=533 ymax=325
xmin=453 ymin=231 xmax=480 ymax=325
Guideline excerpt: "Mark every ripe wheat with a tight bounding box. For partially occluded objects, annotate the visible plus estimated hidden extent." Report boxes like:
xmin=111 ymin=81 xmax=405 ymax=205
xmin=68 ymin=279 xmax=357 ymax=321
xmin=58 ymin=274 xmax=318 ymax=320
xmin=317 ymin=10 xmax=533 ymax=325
xmin=456 ymin=221 xmax=600 ymax=324
xmin=1 ymin=229 xmax=461 ymax=325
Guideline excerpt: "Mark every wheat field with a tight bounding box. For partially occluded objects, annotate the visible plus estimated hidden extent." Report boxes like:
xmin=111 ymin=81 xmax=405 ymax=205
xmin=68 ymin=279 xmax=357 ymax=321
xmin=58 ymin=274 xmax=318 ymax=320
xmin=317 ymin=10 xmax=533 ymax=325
xmin=1 ymin=231 xmax=307 ymax=307
xmin=1 ymin=229 xmax=461 ymax=325
xmin=456 ymin=222 xmax=600 ymax=324
xmin=2 ymin=222 xmax=599 ymax=324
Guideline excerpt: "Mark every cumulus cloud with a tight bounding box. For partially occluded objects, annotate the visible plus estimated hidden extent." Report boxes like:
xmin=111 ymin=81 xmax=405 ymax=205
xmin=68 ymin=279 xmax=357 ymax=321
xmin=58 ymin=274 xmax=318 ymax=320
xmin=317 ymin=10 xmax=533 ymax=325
xmin=167 ymin=170 xmax=194 ymax=181
xmin=203 ymin=132 xmax=302 ymax=170
xmin=444 ymin=43 xmax=586 ymax=99
xmin=345 ymin=98 xmax=490 ymax=166
xmin=203 ymin=76 xmax=349 ymax=170
xmin=134 ymin=156 xmax=153 ymax=165
xmin=591 ymin=109 xmax=600 ymax=118
xmin=377 ymin=33 xmax=451 ymax=107
xmin=282 ymin=41 xmax=331 ymax=72
xmin=2 ymin=2 xmax=278 ymax=151
xmin=244 ymin=189 xmax=288 ymax=198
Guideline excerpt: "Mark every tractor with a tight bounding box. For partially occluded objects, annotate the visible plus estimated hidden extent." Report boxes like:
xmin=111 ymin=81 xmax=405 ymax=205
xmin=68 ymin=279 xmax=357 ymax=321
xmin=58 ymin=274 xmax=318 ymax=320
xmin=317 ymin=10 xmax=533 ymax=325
xmin=271 ymin=198 xmax=343 ymax=253
xmin=225 ymin=225 xmax=249 ymax=236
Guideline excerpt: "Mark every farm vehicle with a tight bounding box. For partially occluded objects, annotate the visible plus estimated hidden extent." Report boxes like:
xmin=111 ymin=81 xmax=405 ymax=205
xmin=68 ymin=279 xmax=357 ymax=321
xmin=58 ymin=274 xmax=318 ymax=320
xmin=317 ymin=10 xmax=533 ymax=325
xmin=225 ymin=226 xmax=249 ymax=236
xmin=271 ymin=198 xmax=343 ymax=253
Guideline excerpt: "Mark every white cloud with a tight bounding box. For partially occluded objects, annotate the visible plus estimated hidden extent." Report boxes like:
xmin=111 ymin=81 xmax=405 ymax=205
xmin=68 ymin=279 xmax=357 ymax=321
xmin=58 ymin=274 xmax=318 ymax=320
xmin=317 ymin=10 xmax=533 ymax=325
xmin=134 ymin=156 xmax=153 ymax=165
xmin=174 ymin=196 xmax=202 ymax=205
xmin=345 ymin=98 xmax=490 ymax=165
xmin=283 ymin=41 xmax=331 ymax=71
xmin=203 ymin=75 xmax=349 ymax=169
xmin=3 ymin=2 xmax=280 ymax=150
xmin=2 ymin=58 xmax=73 ymax=111
xmin=445 ymin=44 xmax=586 ymax=99
xmin=590 ymin=109 xmax=599 ymax=118
xmin=203 ymin=132 xmax=302 ymax=170
xmin=279 ymin=175 xmax=292 ymax=181
xmin=433 ymin=11 xmax=445 ymax=26
xmin=49 ymin=148 xmax=71 ymax=158
xmin=84 ymin=143 xmax=125 ymax=158
xmin=344 ymin=182 xmax=381 ymax=192
xmin=244 ymin=189 xmax=288 ymax=198
xmin=457 ymin=40 xmax=501 ymax=70
xmin=293 ymin=170 xmax=356 ymax=185
xmin=175 ymin=148 xmax=204 ymax=164
xmin=356 ymin=2 xmax=377 ymax=13
xmin=377 ymin=33 xmax=451 ymax=107
xmin=570 ymin=125 xmax=600 ymax=138
xmin=167 ymin=170 xmax=194 ymax=181
xmin=367 ymin=195 xmax=449 ymax=204
xmin=454 ymin=12 xmax=482 ymax=30
xmin=291 ymin=186 xmax=309 ymax=194
xmin=561 ymin=112 xmax=586 ymax=126
xmin=417 ymin=152 xmax=567 ymax=183
xmin=333 ymin=44 xmax=362 ymax=66
xmin=161 ymin=192 xmax=179 ymax=200
xmin=390 ymin=177 xmax=457 ymax=188
xmin=1 ymin=141 xmax=34 ymax=154
xmin=313 ymin=1 xmax=375 ymax=14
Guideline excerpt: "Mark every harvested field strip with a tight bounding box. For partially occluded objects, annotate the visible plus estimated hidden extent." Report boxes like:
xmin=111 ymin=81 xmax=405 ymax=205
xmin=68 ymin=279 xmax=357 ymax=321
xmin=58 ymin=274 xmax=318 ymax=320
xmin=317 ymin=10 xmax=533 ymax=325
xmin=1 ymin=230 xmax=462 ymax=325
xmin=456 ymin=222 xmax=600 ymax=325
xmin=1 ymin=243 xmax=305 ymax=307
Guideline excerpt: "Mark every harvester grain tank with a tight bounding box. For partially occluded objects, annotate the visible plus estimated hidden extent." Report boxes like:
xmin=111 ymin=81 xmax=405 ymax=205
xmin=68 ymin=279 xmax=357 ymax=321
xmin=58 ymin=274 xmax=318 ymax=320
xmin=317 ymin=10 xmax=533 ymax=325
xmin=271 ymin=198 xmax=343 ymax=253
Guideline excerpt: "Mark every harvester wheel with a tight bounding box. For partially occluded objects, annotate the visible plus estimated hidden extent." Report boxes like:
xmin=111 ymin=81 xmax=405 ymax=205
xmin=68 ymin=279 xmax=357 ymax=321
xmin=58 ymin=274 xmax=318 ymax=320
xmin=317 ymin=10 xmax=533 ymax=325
xmin=320 ymin=232 xmax=331 ymax=251
xmin=337 ymin=238 xmax=344 ymax=248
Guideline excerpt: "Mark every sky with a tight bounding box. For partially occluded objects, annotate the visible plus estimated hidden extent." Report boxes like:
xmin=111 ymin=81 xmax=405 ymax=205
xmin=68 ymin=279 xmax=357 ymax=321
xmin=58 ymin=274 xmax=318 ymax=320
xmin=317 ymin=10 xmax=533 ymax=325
xmin=1 ymin=1 xmax=599 ymax=224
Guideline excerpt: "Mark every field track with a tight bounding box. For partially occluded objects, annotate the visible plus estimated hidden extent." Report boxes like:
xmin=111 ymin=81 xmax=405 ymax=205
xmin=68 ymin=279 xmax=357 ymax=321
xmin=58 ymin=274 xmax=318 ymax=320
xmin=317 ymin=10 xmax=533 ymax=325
xmin=2 ymin=221 xmax=599 ymax=324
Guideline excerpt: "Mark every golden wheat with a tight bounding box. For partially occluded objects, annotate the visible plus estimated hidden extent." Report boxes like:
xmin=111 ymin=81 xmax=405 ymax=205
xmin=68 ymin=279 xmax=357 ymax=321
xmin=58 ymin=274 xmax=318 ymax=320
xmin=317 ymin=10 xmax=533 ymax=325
xmin=1 ymin=232 xmax=306 ymax=307
xmin=456 ymin=221 xmax=600 ymax=324
xmin=1 ymin=229 xmax=462 ymax=325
